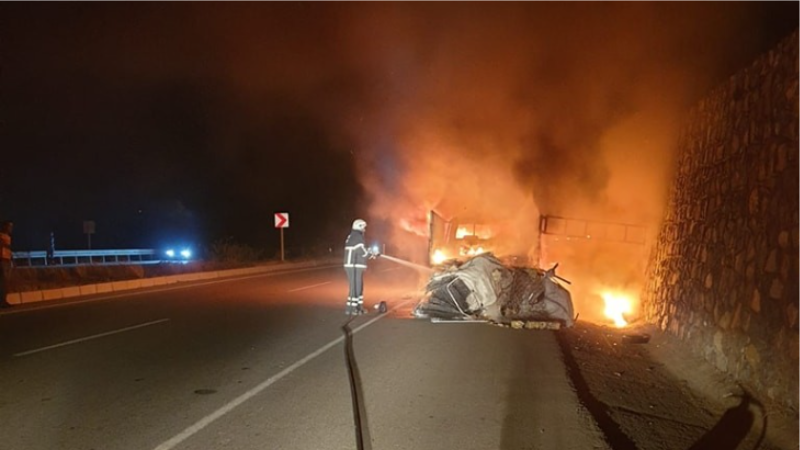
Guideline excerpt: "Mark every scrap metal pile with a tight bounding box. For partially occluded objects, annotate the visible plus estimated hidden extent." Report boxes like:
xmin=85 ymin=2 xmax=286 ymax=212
xmin=413 ymin=253 xmax=575 ymax=327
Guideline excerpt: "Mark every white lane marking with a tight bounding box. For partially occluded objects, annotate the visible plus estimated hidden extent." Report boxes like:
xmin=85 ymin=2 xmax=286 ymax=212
xmin=1 ymin=265 xmax=340 ymax=315
xmin=152 ymin=300 xmax=410 ymax=450
xmin=287 ymin=281 xmax=332 ymax=292
xmin=14 ymin=318 xmax=170 ymax=357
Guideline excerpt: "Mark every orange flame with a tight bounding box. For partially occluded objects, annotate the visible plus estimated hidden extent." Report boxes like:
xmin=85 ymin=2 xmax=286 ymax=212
xmin=601 ymin=290 xmax=634 ymax=328
xmin=431 ymin=249 xmax=449 ymax=265
xmin=455 ymin=224 xmax=494 ymax=239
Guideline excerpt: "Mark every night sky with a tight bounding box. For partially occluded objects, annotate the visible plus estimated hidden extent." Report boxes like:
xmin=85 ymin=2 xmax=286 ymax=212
xmin=0 ymin=3 xmax=797 ymax=257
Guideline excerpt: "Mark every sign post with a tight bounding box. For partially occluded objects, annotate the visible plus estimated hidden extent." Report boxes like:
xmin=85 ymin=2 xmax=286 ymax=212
xmin=83 ymin=220 xmax=96 ymax=251
xmin=274 ymin=213 xmax=289 ymax=262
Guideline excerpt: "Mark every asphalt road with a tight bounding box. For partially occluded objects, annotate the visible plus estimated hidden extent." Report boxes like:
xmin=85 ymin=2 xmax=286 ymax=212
xmin=0 ymin=259 xmax=609 ymax=450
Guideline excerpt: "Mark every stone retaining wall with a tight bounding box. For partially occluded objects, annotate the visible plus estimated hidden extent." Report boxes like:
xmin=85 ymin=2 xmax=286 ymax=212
xmin=642 ymin=30 xmax=799 ymax=410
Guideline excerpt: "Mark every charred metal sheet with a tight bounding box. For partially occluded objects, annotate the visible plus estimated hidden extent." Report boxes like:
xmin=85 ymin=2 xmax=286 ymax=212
xmin=413 ymin=253 xmax=575 ymax=327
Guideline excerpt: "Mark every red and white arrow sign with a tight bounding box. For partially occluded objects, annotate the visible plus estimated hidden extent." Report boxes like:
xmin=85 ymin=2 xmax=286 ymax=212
xmin=274 ymin=212 xmax=289 ymax=229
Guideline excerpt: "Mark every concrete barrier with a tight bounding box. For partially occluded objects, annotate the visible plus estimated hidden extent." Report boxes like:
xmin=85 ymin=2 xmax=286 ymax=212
xmin=61 ymin=287 xmax=82 ymax=299
xmin=9 ymin=259 xmax=337 ymax=306
xmin=96 ymin=283 xmax=114 ymax=294
xmin=20 ymin=291 xmax=43 ymax=304
xmin=41 ymin=288 xmax=64 ymax=301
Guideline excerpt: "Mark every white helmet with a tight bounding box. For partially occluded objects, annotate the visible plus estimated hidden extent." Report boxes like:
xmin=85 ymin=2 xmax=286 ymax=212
xmin=352 ymin=219 xmax=367 ymax=231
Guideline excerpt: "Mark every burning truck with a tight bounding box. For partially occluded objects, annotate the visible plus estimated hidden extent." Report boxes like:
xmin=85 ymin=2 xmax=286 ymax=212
xmin=411 ymin=210 xmax=648 ymax=328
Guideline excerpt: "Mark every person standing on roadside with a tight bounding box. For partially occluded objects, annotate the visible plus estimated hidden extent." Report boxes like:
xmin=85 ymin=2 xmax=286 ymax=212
xmin=0 ymin=221 xmax=13 ymax=308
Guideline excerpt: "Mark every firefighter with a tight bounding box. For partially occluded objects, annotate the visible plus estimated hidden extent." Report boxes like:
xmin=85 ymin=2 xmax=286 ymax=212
xmin=343 ymin=219 xmax=373 ymax=315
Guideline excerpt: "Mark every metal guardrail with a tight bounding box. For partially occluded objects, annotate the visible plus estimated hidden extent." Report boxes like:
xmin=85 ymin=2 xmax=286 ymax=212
xmin=12 ymin=249 xmax=160 ymax=267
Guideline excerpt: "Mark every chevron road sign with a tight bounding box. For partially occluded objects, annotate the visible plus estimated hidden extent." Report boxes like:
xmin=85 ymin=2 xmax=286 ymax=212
xmin=274 ymin=213 xmax=289 ymax=229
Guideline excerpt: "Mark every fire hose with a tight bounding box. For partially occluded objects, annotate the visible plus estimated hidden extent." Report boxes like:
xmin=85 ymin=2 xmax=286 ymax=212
xmin=375 ymin=253 xmax=434 ymax=273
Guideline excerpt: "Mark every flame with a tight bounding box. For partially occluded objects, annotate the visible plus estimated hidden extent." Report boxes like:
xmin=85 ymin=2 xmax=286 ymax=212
xmin=459 ymin=246 xmax=488 ymax=256
xmin=455 ymin=226 xmax=472 ymax=239
xmin=455 ymin=224 xmax=494 ymax=239
xmin=431 ymin=249 xmax=449 ymax=265
xmin=601 ymin=290 xmax=633 ymax=328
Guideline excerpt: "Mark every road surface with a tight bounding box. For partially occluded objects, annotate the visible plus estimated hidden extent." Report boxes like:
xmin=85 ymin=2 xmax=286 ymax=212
xmin=0 ymin=259 xmax=610 ymax=450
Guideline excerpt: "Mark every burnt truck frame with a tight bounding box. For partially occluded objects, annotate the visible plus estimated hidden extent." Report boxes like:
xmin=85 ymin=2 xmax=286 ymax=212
xmin=426 ymin=210 xmax=509 ymax=265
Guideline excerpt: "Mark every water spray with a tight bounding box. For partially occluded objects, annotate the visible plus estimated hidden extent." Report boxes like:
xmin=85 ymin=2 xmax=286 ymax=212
xmin=377 ymin=254 xmax=435 ymax=273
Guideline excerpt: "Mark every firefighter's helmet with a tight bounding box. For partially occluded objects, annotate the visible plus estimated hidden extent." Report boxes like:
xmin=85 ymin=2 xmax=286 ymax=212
xmin=352 ymin=219 xmax=367 ymax=231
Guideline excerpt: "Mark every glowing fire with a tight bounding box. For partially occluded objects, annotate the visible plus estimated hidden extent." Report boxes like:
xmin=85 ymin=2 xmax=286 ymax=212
xmin=601 ymin=290 xmax=633 ymax=328
xmin=455 ymin=224 xmax=494 ymax=239
xmin=431 ymin=249 xmax=449 ymax=265
xmin=459 ymin=246 xmax=486 ymax=256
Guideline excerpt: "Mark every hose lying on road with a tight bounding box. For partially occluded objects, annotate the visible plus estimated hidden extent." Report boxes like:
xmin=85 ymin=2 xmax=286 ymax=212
xmin=342 ymin=317 xmax=369 ymax=450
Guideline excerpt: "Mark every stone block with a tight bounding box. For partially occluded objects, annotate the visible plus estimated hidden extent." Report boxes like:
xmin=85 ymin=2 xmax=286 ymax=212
xmin=777 ymin=145 xmax=788 ymax=171
xmin=714 ymin=331 xmax=725 ymax=354
xmin=735 ymin=252 xmax=745 ymax=272
xmin=719 ymin=311 xmax=732 ymax=330
xmin=745 ymin=344 xmax=761 ymax=369
xmin=751 ymin=289 xmax=761 ymax=312
xmin=769 ymin=278 xmax=784 ymax=299
xmin=765 ymin=250 xmax=778 ymax=272
xmin=787 ymin=303 xmax=798 ymax=329
xmin=746 ymin=262 xmax=755 ymax=282
xmin=715 ymin=352 xmax=729 ymax=372
xmin=789 ymin=334 xmax=799 ymax=361
xmin=776 ymin=256 xmax=791 ymax=281
xmin=669 ymin=318 xmax=681 ymax=335
xmin=732 ymin=303 xmax=742 ymax=330
xmin=775 ymin=327 xmax=786 ymax=348
xmin=778 ymin=231 xmax=790 ymax=248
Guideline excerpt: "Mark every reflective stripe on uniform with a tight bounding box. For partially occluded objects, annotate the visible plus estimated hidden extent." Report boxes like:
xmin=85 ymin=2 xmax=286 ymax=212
xmin=344 ymin=243 xmax=369 ymax=267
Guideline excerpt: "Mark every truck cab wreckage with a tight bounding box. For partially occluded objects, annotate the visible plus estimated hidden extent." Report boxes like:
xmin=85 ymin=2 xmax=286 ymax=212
xmin=413 ymin=252 xmax=576 ymax=329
